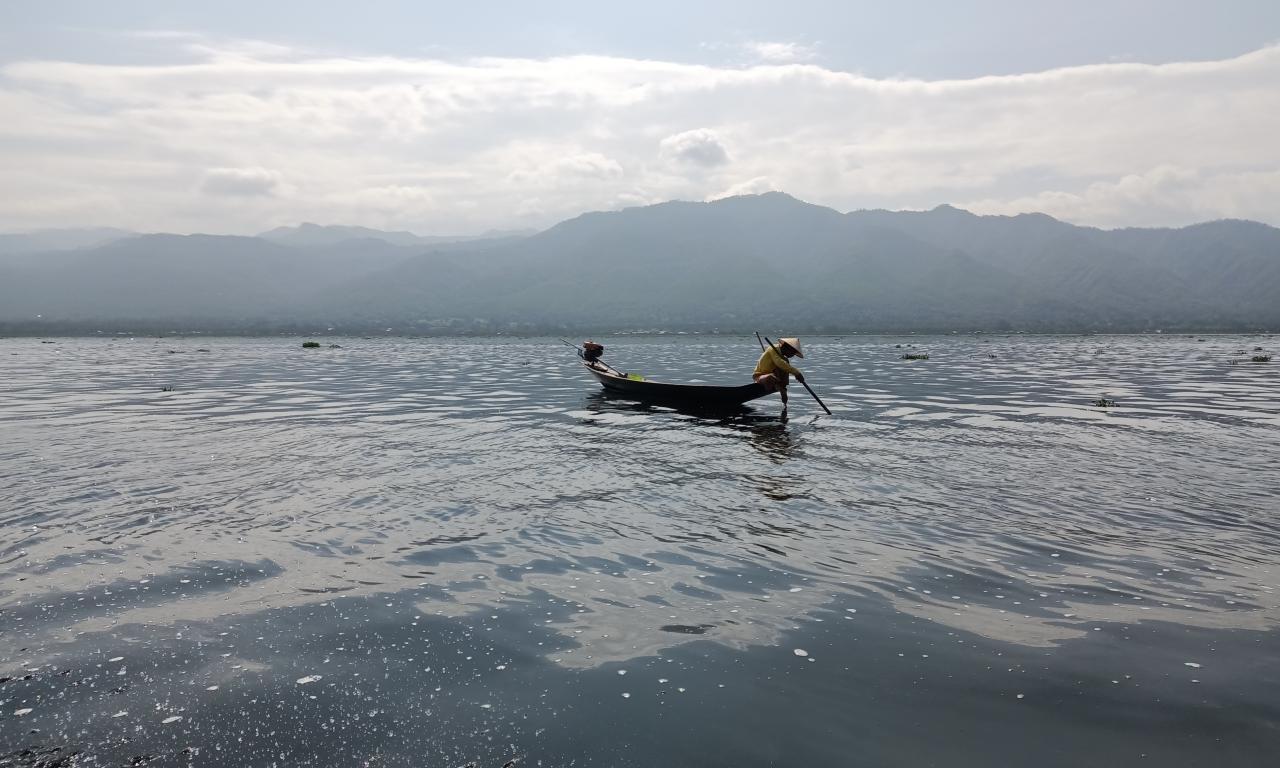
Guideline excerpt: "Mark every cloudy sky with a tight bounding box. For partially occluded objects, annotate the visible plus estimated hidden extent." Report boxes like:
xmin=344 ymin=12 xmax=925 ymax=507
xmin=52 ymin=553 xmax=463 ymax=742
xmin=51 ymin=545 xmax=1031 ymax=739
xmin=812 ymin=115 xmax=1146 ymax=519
xmin=3 ymin=1 xmax=1279 ymax=234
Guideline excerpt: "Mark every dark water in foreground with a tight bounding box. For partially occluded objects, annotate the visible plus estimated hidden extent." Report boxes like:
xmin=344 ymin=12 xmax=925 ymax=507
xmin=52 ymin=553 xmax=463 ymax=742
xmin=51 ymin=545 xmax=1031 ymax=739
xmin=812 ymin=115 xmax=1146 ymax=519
xmin=1 ymin=335 xmax=1278 ymax=767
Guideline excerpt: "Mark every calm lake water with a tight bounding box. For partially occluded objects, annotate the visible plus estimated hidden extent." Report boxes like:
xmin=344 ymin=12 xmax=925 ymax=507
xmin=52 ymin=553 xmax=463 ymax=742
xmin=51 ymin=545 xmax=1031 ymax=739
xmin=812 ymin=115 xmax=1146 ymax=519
xmin=2 ymin=334 xmax=1278 ymax=767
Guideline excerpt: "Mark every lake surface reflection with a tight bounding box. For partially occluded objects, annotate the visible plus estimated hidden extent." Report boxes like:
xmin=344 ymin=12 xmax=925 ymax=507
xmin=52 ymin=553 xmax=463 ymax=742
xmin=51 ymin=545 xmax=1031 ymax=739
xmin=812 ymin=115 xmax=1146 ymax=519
xmin=2 ymin=334 xmax=1278 ymax=766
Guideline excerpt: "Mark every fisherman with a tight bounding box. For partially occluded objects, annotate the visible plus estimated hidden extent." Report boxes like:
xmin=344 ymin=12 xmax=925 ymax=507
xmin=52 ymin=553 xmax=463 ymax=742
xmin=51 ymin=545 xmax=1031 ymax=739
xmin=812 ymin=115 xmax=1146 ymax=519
xmin=753 ymin=337 xmax=805 ymax=409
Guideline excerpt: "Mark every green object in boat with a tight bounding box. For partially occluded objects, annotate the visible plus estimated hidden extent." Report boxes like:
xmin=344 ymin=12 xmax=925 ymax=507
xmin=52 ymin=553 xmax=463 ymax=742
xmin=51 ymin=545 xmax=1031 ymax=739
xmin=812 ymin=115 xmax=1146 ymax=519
xmin=626 ymin=372 xmax=645 ymax=381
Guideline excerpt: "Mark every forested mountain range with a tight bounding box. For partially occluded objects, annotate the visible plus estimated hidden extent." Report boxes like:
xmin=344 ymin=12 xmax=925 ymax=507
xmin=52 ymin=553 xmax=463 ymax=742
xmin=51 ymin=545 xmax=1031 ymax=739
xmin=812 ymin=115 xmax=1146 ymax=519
xmin=2 ymin=193 xmax=1276 ymax=334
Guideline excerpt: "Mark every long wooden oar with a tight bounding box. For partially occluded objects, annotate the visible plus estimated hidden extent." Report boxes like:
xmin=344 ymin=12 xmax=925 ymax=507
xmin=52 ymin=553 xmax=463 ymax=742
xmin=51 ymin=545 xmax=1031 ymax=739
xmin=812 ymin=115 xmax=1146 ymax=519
xmin=756 ymin=332 xmax=832 ymax=415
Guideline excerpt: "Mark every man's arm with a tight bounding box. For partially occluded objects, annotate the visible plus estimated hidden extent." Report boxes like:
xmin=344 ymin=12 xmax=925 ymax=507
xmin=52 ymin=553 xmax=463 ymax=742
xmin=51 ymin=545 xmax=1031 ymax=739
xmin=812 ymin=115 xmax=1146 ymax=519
xmin=770 ymin=346 xmax=802 ymax=376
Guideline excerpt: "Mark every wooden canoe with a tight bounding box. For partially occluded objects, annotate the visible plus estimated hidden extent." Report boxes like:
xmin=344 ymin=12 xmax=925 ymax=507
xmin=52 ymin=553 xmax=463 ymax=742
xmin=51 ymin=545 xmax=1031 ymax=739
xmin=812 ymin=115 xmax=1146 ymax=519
xmin=582 ymin=360 xmax=769 ymax=409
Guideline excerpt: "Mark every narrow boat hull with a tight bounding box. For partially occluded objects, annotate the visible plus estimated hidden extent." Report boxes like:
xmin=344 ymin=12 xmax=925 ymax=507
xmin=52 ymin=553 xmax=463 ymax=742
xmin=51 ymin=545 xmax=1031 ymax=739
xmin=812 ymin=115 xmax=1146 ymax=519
xmin=584 ymin=362 xmax=770 ymax=409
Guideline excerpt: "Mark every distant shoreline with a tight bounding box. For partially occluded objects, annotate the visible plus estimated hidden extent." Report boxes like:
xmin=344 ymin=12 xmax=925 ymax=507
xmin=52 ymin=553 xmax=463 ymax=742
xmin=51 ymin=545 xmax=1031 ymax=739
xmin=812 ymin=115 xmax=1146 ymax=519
xmin=3 ymin=327 xmax=1275 ymax=339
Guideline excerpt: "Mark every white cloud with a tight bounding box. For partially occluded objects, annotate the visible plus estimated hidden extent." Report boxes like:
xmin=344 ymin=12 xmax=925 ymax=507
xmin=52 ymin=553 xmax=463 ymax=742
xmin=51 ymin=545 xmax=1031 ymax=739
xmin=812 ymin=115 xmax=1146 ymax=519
xmin=345 ymin=184 xmax=437 ymax=213
xmin=709 ymin=176 xmax=778 ymax=200
xmin=507 ymin=152 xmax=625 ymax=185
xmin=659 ymin=129 xmax=730 ymax=167
xmin=554 ymin=153 xmax=625 ymax=179
xmin=745 ymin=41 xmax=819 ymax=64
xmin=0 ymin=41 xmax=1277 ymax=233
xmin=201 ymin=167 xmax=284 ymax=197
xmin=962 ymin=166 xmax=1280 ymax=228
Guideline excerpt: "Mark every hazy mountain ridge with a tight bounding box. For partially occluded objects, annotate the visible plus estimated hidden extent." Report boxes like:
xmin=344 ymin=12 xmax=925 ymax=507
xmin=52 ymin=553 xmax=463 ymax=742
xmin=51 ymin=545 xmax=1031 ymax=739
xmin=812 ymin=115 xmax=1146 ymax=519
xmin=2 ymin=193 xmax=1277 ymax=334
xmin=257 ymin=223 xmax=533 ymax=249
xmin=0 ymin=227 xmax=137 ymax=256
xmin=0 ymin=234 xmax=424 ymax=324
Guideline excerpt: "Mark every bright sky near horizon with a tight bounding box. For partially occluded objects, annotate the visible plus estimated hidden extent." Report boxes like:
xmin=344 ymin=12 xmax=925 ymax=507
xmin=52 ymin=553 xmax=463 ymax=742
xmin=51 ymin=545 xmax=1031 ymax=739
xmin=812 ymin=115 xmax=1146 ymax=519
xmin=3 ymin=1 xmax=1279 ymax=234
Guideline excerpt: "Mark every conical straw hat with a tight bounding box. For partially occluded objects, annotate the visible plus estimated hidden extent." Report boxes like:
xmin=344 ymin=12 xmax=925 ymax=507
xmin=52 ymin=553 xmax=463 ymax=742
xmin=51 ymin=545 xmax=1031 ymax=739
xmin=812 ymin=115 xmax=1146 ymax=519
xmin=778 ymin=337 xmax=804 ymax=358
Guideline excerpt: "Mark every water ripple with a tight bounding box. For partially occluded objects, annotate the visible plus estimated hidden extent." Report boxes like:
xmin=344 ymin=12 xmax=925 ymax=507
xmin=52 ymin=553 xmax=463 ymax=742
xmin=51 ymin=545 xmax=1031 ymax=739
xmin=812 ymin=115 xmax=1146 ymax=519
xmin=2 ymin=334 xmax=1278 ymax=764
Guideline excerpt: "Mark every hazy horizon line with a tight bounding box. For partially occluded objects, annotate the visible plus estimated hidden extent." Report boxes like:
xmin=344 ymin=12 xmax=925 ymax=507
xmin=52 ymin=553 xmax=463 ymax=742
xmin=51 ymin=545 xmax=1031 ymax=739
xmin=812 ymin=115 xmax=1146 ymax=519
xmin=4 ymin=193 xmax=1274 ymax=239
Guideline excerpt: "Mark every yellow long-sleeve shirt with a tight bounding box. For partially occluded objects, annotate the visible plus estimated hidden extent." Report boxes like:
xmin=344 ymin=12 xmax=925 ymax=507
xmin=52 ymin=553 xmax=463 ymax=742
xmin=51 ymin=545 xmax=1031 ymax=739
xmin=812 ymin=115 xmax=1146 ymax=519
xmin=754 ymin=346 xmax=801 ymax=377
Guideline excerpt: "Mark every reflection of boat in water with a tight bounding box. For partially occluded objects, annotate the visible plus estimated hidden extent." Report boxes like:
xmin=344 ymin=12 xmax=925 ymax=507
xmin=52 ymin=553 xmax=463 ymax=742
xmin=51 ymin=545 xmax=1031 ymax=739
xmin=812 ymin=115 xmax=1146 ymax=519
xmin=576 ymin=342 xmax=769 ymax=410
xmin=581 ymin=390 xmax=803 ymax=488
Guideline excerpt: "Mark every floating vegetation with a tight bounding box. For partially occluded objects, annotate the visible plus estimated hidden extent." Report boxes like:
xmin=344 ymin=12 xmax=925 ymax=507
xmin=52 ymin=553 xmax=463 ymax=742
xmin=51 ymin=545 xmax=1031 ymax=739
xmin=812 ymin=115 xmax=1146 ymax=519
xmin=659 ymin=624 xmax=714 ymax=635
xmin=1252 ymin=355 xmax=1272 ymax=363
xmin=901 ymin=353 xmax=930 ymax=360
xmin=302 ymin=341 xmax=321 ymax=348
xmin=1093 ymin=397 xmax=1117 ymax=408
xmin=161 ymin=386 xmax=174 ymax=392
